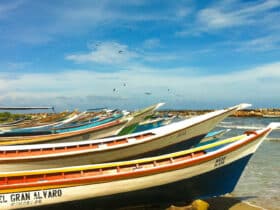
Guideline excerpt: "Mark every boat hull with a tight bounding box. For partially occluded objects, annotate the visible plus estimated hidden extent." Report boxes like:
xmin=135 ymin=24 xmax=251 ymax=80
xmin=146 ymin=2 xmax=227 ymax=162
xmin=0 ymin=103 xmax=162 ymax=145
xmin=0 ymin=130 xmax=264 ymax=209
xmin=0 ymin=120 xmax=127 ymax=145
xmin=37 ymin=154 xmax=252 ymax=209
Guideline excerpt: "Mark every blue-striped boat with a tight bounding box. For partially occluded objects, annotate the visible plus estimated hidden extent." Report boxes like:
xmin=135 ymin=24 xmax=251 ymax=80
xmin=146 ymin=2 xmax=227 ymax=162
xmin=0 ymin=103 xmax=250 ymax=171
xmin=0 ymin=103 xmax=163 ymax=145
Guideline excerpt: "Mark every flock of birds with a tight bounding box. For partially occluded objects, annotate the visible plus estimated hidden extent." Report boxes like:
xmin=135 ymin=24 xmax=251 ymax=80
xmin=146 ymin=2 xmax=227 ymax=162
xmin=112 ymin=82 xmax=174 ymax=97
xmin=94 ymin=42 xmax=179 ymax=98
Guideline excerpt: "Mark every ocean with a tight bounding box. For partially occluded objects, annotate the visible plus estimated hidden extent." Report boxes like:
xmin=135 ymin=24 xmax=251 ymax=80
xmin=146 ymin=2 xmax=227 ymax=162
xmin=217 ymin=117 xmax=280 ymax=210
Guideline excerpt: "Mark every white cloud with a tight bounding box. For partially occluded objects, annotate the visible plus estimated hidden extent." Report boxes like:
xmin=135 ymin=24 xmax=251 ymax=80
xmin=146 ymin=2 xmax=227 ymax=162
xmin=66 ymin=41 xmax=182 ymax=65
xmin=0 ymin=62 xmax=280 ymax=110
xmin=175 ymin=0 xmax=280 ymax=53
xmin=197 ymin=8 xmax=240 ymax=29
xmin=236 ymin=35 xmax=280 ymax=51
xmin=202 ymin=0 xmax=280 ymax=29
xmin=238 ymin=0 xmax=280 ymax=15
xmin=178 ymin=0 xmax=280 ymax=35
xmin=2 ymin=1 xmax=193 ymax=45
xmin=66 ymin=42 xmax=139 ymax=65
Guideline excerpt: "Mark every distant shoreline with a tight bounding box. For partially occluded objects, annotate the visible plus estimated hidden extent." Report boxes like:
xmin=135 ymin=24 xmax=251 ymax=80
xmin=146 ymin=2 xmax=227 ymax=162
xmin=1 ymin=108 xmax=280 ymax=123
xmin=158 ymin=108 xmax=280 ymax=117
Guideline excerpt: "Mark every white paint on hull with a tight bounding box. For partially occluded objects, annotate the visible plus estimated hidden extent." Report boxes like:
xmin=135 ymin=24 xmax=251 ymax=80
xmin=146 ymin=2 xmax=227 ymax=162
xmin=0 ymin=107 xmax=241 ymax=172
xmin=0 ymin=131 xmax=267 ymax=210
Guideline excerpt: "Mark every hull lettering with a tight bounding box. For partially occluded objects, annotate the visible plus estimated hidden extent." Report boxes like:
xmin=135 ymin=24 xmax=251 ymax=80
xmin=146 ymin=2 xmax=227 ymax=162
xmin=0 ymin=195 xmax=8 ymax=203
xmin=0 ymin=188 xmax=63 ymax=208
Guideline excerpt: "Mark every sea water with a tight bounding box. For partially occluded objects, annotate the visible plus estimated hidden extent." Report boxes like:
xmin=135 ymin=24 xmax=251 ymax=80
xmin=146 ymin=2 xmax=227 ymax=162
xmin=217 ymin=117 xmax=280 ymax=210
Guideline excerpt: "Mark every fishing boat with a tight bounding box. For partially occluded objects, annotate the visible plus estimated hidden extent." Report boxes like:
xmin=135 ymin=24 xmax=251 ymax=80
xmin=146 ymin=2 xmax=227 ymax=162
xmin=134 ymin=115 xmax=175 ymax=132
xmin=0 ymin=107 xmax=118 ymax=135
xmin=0 ymin=118 xmax=27 ymax=127
xmin=0 ymin=111 xmax=78 ymax=132
xmin=0 ymin=111 xmax=88 ymax=135
xmin=0 ymin=111 xmax=124 ymax=137
xmin=0 ymin=103 xmax=163 ymax=145
xmin=200 ymin=128 xmax=231 ymax=143
xmin=119 ymin=115 xmax=174 ymax=135
xmin=0 ymin=123 xmax=278 ymax=210
xmin=0 ymin=103 xmax=250 ymax=171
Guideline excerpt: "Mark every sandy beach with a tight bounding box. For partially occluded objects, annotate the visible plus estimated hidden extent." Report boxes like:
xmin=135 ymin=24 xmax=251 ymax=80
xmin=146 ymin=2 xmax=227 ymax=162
xmin=204 ymin=196 xmax=264 ymax=210
xmin=117 ymin=196 xmax=264 ymax=210
xmin=27 ymin=197 xmax=264 ymax=210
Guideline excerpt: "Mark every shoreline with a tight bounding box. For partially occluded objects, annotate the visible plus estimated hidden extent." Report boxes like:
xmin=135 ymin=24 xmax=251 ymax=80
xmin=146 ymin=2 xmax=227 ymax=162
xmin=158 ymin=109 xmax=280 ymax=118
xmin=1 ymin=108 xmax=280 ymax=123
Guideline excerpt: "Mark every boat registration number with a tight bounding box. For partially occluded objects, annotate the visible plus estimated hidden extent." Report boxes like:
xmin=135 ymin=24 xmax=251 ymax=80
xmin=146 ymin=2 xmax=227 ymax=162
xmin=214 ymin=156 xmax=226 ymax=167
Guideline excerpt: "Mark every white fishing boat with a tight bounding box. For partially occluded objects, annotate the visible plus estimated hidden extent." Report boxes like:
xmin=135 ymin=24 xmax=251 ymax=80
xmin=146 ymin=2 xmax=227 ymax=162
xmin=0 ymin=122 xmax=278 ymax=210
xmin=0 ymin=103 xmax=163 ymax=145
xmin=0 ymin=103 xmax=250 ymax=172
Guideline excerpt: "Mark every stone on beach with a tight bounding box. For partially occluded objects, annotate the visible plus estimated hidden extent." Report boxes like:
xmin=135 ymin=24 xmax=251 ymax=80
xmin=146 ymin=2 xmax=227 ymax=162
xmin=166 ymin=197 xmax=264 ymax=210
xmin=166 ymin=199 xmax=209 ymax=210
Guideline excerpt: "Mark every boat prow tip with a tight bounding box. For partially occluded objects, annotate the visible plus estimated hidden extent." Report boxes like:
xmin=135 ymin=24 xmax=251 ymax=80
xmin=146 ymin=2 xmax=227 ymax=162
xmin=156 ymin=102 xmax=165 ymax=109
xmin=237 ymin=103 xmax=252 ymax=110
xmin=268 ymin=122 xmax=280 ymax=130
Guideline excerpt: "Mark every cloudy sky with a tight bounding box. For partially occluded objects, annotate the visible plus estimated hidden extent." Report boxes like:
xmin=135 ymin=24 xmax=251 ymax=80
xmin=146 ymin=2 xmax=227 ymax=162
xmin=0 ymin=0 xmax=280 ymax=111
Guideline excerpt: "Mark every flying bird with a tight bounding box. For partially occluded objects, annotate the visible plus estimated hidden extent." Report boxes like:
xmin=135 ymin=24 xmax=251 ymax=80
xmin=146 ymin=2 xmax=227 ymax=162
xmin=95 ymin=42 xmax=101 ymax=48
xmin=118 ymin=50 xmax=123 ymax=54
xmin=144 ymin=92 xmax=152 ymax=95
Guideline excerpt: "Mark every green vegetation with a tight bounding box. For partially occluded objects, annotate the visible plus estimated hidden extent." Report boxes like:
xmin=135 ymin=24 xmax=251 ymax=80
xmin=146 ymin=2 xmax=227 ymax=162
xmin=0 ymin=112 xmax=31 ymax=123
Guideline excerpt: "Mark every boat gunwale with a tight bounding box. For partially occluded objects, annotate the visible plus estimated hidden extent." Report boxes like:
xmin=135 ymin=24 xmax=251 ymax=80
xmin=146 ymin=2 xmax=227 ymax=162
xmin=0 ymin=114 xmax=122 ymax=139
xmin=0 ymin=128 xmax=269 ymax=194
xmin=0 ymin=127 xmax=269 ymax=187
xmin=0 ymin=119 xmax=126 ymax=145
xmin=0 ymin=103 xmax=163 ymax=145
xmin=0 ymin=106 xmax=242 ymax=159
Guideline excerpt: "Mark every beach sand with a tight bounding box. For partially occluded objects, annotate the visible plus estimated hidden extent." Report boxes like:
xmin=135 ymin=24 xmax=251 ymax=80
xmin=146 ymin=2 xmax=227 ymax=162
xmin=23 ymin=195 xmax=265 ymax=210
xmin=117 ymin=196 xmax=264 ymax=210
xmin=204 ymin=196 xmax=264 ymax=210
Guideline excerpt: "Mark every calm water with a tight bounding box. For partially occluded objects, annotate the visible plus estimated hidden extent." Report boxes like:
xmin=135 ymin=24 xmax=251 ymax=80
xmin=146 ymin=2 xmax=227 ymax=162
xmin=217 ymin=117 xmax=280 ymax=210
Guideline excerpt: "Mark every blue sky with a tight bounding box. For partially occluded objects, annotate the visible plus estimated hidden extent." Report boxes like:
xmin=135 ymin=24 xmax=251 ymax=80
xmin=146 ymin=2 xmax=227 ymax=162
xmin=0 ymin=0 xmax=280 ymax=111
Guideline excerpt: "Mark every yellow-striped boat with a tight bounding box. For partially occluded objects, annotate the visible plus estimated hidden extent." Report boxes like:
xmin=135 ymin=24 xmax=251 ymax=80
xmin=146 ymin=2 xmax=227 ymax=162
xmin=0 ymin=122 xmax=277 ymax=209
